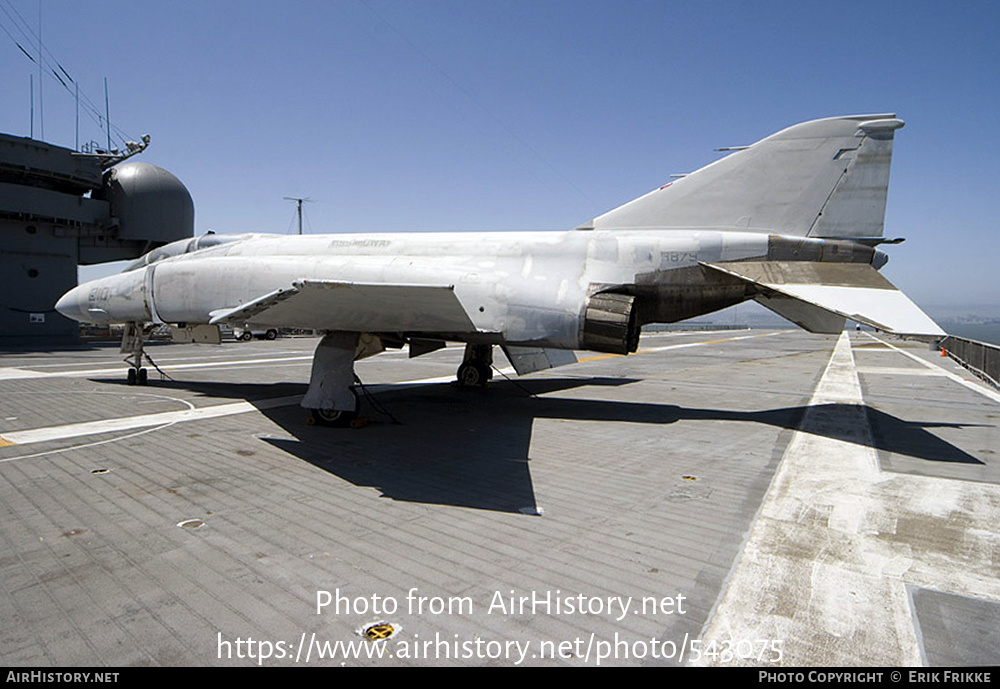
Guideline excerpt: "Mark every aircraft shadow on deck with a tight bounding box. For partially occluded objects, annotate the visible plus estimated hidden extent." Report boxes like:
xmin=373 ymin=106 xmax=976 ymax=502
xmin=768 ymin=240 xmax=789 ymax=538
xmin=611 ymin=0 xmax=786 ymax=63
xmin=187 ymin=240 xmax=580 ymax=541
xmin=96 ymin=375 xmax=988 ymax=514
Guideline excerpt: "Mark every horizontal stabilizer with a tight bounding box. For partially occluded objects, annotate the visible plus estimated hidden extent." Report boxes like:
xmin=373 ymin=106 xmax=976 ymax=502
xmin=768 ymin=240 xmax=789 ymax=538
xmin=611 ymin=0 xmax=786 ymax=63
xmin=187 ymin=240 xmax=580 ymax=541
xmin=753 ymin=294 xmax=846 ymax=334
xmin=210 ymin=280 xmax=478 ymax=333
xmin=703 ymin=261 xmax=945 ymax=337
xmin=502 ymin=346 xmax=578 ymax=376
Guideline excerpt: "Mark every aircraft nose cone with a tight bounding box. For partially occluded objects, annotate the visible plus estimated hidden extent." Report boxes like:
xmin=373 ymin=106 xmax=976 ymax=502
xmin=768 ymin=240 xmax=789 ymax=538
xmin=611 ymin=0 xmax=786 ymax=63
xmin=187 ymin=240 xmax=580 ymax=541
xmin=55 ymin=285 xmax=87 ymax=322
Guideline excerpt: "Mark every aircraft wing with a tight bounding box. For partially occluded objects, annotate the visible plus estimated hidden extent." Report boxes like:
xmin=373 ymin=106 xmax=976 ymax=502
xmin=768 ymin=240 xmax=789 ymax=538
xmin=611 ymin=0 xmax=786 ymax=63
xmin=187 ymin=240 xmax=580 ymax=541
xmin=702 ymin=261 xmax=945 ymax=337
xmin=208 ymin=280 xmax=479 ymax=333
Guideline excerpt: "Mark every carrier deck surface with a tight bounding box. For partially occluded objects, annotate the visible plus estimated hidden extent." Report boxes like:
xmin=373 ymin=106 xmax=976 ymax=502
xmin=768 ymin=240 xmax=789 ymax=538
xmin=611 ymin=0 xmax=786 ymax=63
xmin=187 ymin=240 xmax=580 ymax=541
xmin=1 ymin=330 xmax=997 ymax=666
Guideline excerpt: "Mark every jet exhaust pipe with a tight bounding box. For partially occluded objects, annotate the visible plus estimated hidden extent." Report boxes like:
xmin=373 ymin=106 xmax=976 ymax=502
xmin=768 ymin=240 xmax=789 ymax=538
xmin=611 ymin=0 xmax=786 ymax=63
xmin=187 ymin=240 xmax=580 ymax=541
xmin=580 ymin=292 xmax=640 ymax=355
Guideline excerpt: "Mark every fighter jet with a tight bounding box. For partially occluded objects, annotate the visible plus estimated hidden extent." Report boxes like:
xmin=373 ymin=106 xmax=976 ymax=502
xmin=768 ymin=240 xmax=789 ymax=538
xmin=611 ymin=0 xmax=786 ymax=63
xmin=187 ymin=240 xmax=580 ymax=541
xmin=56 ymin=113 xmax=944 ymax=426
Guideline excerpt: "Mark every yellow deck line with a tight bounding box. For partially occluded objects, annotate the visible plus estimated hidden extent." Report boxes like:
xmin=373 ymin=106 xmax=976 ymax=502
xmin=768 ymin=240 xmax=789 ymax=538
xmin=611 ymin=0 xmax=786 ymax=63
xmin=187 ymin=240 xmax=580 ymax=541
xmin=578 ymin=331 xmax=781 ymax=364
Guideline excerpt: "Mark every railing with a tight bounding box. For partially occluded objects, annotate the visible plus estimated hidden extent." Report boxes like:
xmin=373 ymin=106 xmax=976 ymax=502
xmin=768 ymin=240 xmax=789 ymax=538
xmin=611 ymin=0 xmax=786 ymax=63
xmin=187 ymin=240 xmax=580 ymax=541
xmin=940 ymin=335 xmax=1000 ymax=389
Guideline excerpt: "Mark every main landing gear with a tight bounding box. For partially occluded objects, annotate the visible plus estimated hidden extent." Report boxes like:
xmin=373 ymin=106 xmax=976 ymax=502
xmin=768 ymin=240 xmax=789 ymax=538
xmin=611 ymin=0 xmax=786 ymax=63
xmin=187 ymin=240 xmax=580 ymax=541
xmin=300 ymin=336 xmax=497 ymax=427
xmin=307 ymin=388 xmax=360 ymax=427
xmin=301 ymin=332 xmax=365 ymax=427
xmin=456 ymin=344 xmax=494 ymax=388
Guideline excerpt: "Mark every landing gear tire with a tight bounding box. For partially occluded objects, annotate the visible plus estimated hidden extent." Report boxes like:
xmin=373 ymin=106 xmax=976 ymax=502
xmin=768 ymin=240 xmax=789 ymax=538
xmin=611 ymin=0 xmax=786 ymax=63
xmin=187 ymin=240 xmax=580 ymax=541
xmin=457 ymin=361 xmax=492 ymax=388
xmin=309 ymin=407 xmax=357 ymax=427
xmin=308 ymin=389 xmax=360 ymax=427
xmin=127 ymin=368 xmax=136 ymax=385
xmin=137 ymin=368 xmax=148 ymax=385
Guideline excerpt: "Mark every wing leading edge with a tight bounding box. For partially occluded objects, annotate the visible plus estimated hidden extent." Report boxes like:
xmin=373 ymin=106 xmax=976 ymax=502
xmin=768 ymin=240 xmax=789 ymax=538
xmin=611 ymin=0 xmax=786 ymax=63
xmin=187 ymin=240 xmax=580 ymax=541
xmin=209 ymin=280 xmax=479 ymax=334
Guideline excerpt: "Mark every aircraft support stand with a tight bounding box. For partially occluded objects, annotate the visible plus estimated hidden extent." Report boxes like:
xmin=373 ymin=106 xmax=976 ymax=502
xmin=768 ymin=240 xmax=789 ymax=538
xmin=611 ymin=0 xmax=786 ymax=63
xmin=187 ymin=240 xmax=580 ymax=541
xmin=302 ymin=331 xmax=360 ymax=427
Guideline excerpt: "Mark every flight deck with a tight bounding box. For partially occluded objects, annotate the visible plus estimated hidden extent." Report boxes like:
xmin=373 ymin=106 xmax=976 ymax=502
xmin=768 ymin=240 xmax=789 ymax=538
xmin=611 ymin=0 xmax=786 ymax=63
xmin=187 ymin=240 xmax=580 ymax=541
xmin=1 ymin=330 xmax=997 ymax=666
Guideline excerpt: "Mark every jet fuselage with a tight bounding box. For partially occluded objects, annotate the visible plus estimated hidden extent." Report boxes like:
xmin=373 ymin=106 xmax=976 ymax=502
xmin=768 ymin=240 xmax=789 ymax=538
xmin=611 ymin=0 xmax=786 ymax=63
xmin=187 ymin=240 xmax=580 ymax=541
xmin=58 ymin=228 xmax=798 ymax=349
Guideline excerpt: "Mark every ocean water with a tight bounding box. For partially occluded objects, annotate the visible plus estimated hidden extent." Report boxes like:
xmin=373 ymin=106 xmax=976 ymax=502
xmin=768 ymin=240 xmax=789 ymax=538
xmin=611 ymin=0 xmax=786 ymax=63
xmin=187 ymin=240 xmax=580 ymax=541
xmin=944 ymin=323 xmax=1000 ymax=347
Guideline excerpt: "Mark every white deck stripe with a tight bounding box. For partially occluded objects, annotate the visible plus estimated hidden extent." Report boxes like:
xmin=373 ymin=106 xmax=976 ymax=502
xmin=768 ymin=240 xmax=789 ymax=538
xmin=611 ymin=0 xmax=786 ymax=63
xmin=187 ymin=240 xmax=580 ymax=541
xmin=0 ymin=331 xmax=777 ymax=382
xmin=695 ymin=332 xmax=1000 ymax=666
xmin=868 ymin=333 xmax=1000 ymax=405
xmin=0 ymin=333 xmax=774 ymax=451
xmin=0 ymin=355 xmax=315 ymax=381
xmin=0 ymin=396 xmax=303 ymax=448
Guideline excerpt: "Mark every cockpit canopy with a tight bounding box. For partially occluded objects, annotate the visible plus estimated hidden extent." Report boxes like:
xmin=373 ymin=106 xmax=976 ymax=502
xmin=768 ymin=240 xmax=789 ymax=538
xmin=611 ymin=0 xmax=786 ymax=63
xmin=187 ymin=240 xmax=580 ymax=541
xmin=123 ymin=233 xmax=248 ymax=272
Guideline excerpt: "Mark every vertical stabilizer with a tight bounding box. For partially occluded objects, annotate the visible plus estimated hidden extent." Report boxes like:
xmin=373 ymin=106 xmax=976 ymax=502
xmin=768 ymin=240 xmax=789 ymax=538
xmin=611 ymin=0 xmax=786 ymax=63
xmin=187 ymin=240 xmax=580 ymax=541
xmin=807 ymin=118 xmax=903 ymax=238
xmin=587 ymin=114 xmax=904 ymax=238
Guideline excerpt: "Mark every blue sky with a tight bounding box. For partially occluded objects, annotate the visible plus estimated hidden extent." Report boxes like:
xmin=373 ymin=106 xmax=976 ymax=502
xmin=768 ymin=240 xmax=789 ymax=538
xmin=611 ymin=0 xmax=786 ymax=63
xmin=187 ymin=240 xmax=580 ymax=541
xmin=2 ymin=1 xmax=998 ymax=312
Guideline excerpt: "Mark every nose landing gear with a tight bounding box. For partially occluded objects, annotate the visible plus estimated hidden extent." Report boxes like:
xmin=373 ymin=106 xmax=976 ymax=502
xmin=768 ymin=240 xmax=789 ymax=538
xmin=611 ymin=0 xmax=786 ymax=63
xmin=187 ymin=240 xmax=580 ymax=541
xmin=122 ymin=322 xmax=152 ymax=386
xmin=126 ymin=366 xmax=148 ymax=386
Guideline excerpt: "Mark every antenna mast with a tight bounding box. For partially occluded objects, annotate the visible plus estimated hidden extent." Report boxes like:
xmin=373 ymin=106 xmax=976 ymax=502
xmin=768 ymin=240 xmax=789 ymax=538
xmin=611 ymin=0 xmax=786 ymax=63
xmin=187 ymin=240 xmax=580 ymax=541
xmin=283 ymin=196 xmax=314 ymax=235
xmin=104 ymin=78 xmax=111 ymax=151
xmin=38 ymin=1 xmax=43 ymax=140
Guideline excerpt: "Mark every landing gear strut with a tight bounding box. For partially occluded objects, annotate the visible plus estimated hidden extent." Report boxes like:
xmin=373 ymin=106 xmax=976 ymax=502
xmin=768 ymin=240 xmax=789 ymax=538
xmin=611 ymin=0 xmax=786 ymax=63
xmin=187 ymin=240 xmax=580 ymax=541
xmin=456 ymin=344 xmax=494 ymax=388
xmin=122 ymin=322 xmax=151 ymax=386
xmin=301 ymin=331 xmax=362 ymax=426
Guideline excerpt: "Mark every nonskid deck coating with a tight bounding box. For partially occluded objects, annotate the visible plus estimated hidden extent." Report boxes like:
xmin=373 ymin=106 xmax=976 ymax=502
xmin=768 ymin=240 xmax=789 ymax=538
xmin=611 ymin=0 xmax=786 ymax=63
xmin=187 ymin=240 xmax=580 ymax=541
xmin=0 ymin=330 xmax=996 ymax=666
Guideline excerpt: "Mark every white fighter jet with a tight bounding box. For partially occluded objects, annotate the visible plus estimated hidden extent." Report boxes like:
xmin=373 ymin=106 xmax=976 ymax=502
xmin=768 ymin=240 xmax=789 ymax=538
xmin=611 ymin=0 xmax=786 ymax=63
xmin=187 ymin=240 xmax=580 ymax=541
xmin=56 ymin=113 xmax=945 ymax=426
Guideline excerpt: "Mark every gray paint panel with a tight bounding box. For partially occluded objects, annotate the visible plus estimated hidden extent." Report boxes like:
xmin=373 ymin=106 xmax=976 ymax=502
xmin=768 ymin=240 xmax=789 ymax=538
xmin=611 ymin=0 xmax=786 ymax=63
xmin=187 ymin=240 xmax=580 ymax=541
xmin=911 ymin=588 xmax=1000 ymax=667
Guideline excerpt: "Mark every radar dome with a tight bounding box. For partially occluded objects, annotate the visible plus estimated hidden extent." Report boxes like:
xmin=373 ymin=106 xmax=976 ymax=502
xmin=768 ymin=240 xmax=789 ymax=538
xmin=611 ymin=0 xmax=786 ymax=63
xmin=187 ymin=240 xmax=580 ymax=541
xmin=99 ymin=161 xmax=194 ymax=244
